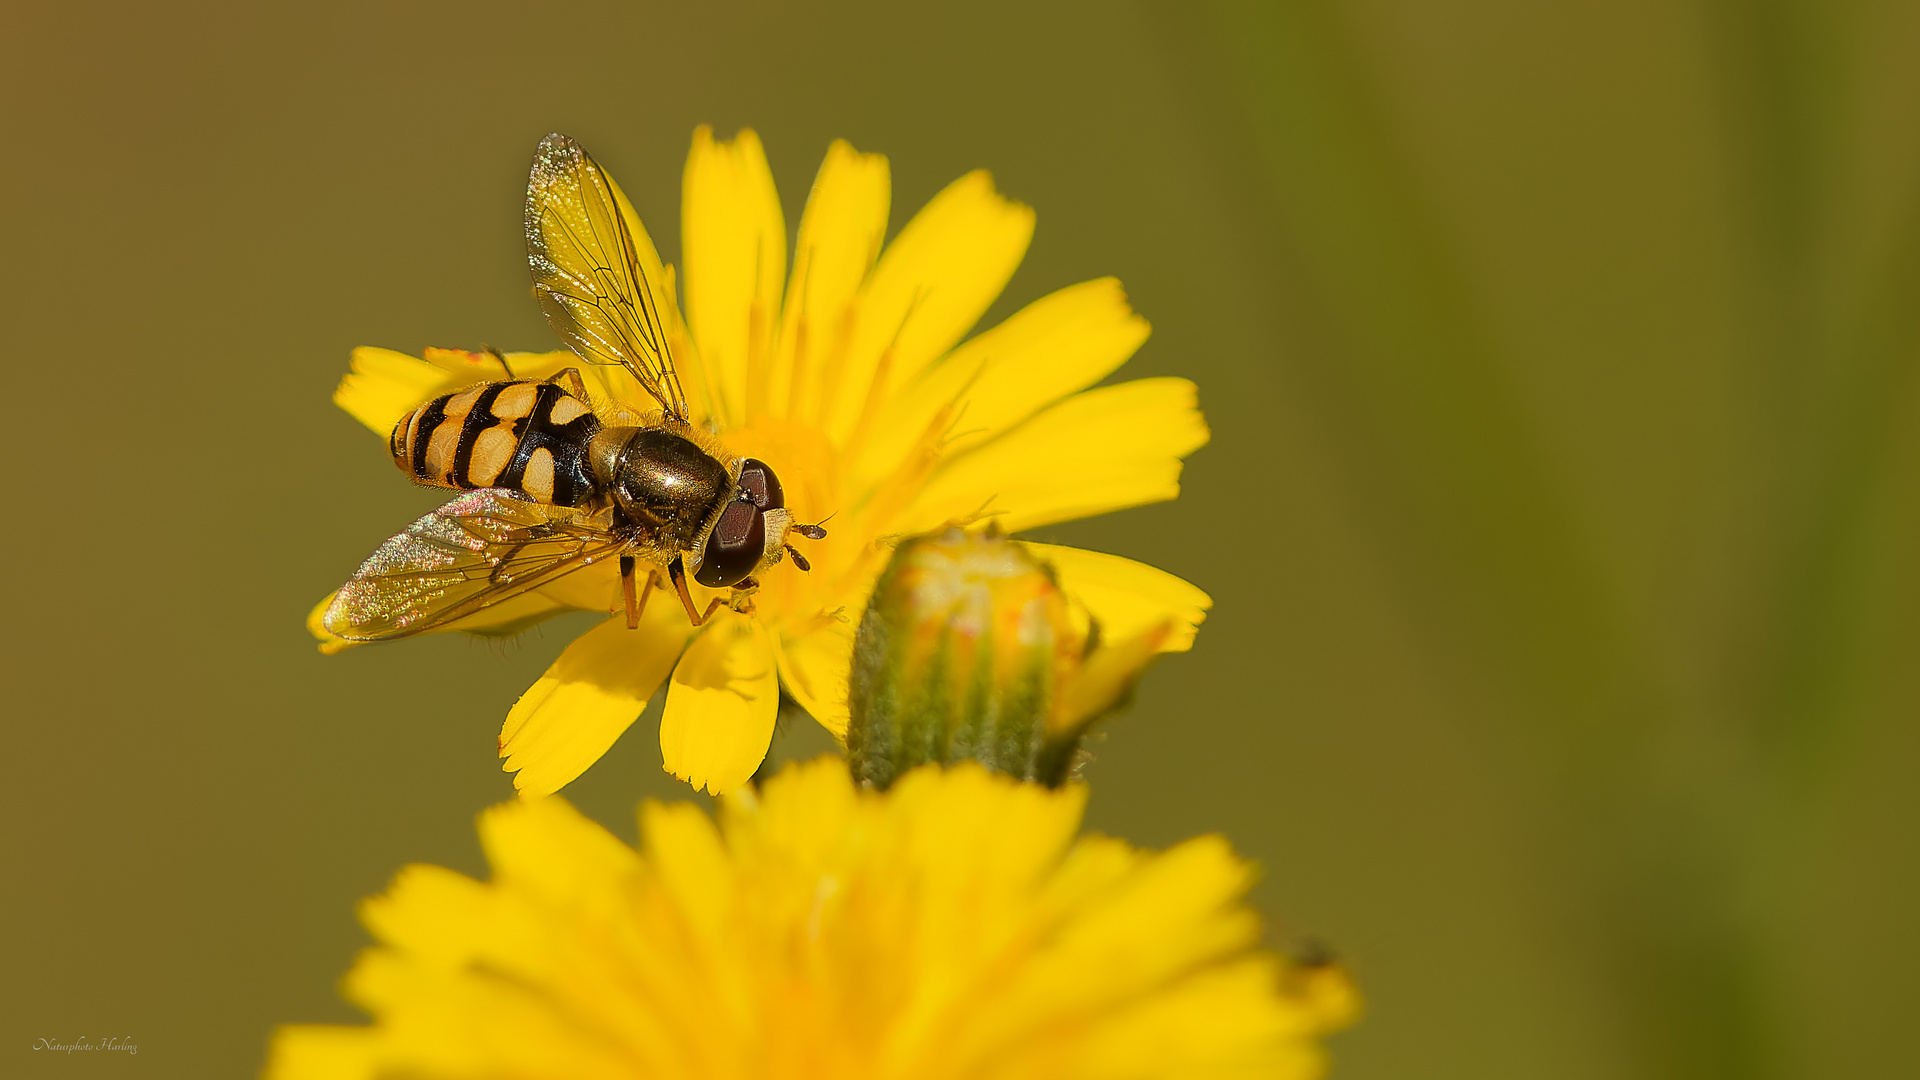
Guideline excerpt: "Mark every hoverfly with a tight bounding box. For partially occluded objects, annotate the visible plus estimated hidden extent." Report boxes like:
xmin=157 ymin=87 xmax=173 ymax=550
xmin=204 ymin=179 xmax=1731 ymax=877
xmin=323 ymin=133 xmax=824 ymax=641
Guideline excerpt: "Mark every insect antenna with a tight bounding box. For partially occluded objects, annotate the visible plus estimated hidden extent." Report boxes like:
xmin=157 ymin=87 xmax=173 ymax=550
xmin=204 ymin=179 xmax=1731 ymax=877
xmin=783 ymin=544 xmax=812 ymax=572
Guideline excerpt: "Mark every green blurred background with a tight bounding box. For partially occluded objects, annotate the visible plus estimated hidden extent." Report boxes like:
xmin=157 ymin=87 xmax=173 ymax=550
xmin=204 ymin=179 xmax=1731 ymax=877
xmin=5 ymin=1 xmax=1917 ymax=1077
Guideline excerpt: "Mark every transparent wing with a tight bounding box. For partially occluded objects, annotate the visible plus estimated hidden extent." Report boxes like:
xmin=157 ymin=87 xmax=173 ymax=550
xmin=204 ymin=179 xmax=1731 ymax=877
xmin=324 ymin=489 xmax=627 ymax=641
xmin=526 ymin=132 xmax=689 ymax=421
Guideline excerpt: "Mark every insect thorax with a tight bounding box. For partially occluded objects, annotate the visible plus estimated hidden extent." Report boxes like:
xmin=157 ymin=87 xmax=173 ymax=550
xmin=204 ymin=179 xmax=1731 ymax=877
xmin=390 ymin=379 xmax=600 ymax=506
xmin=587 ymin=426 xmax=732 ymax=552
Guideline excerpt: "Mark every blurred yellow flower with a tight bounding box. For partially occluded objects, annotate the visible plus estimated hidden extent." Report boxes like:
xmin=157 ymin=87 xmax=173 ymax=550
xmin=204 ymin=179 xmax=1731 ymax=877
xmin=315 ymin=127 xmax=1210 ymax=797
xmin=266 ymin=757 xmax=1354 ymax=1080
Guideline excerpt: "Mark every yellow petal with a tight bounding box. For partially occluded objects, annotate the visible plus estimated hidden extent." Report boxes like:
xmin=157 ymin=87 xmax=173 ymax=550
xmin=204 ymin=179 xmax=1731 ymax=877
xmin=419 ymin=347 xmax=519 ymax=378
xmin=1077 ymin=956 xmax=1332 ymax=1076
xmin=520 ymin=556 xmax=621 ymax=613
xmin=483 ymin=348 xmax=630 ymax=400
xmin=463 ymin=349 xmax=636 ymax=420
xmin=338 ymin=946 xmax=632 ymax=1079
xmin=636 ymin=800 xmax=736 ymax=956
xmin=477 ymin=793 xmax=641 ymax=897
xmin=334 ymin=346 xmax=449 ymax=436
xmin=264 ymin=1025 xmax=381 ymax=1080
xmin=499 ymin=607 xmax=692 ymax=798
xmin=903 ymin=377 xmax=1209 ymax=533
xmin=773 ymin=139 xmax=889 ymax=424
xmin=1284 ymin=961 xmax=1363 ymax=1034
xmin=1021 ymin=542 xmax=1212 ymax=652
xmin=1057 ymin=834 xmax=1258 ymax=972
xmin=850 ymin=277 xmax=1150 ymax=492
xmin=454 ymin=591 xmax=580 ymax=639
xmin=356 ymin=864 xmax=491 ymax=963
xmin=773 ymin=617 xmax=857 ymax=740
xmin=659 ymin=612 xmax=779 ymax=795
xmin=820 ymin=170 xmax=1034 ymax=445
xmin=717 ymin=754 xmax=860 ymax=850
xmin=307 ymin=592 xmax=358 ymax=654
xmin=333 ymin=347 xmax=595 ymax=437
xmin=682 ymin=127 xmax=785 ymax=430
xmin=887 ymin=761 xmax=1087 ymax=880
xmin=1052 ymin=620 xmax=1174 ymax=735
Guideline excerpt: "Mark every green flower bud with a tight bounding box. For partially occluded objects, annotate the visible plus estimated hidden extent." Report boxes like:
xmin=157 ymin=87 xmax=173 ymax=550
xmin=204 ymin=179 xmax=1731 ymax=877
xmin=847 ymin=528 xmax=1172 ymax=788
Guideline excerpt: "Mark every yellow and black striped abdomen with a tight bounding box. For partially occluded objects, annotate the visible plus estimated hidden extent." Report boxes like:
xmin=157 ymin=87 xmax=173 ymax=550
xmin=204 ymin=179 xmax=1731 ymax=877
xmin=390 ymin=380 xmax=600 ymax=506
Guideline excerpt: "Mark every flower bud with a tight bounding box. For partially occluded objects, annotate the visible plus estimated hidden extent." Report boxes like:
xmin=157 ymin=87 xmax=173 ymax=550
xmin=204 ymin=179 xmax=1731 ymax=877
xmin=847 ymin=528 xmax=1172 ymax=788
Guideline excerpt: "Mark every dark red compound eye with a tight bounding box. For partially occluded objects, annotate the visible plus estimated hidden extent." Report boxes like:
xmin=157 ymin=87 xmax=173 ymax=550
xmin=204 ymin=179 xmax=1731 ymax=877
xmin=736 ymin=458 xmax=783 ymax=510
xmin=694 ymin=499 xmax=766 ymax=588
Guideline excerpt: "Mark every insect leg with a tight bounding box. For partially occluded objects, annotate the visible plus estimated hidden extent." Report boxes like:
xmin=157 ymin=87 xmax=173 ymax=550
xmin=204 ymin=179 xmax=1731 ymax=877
xmin=486 ymin=347 xmax=516 ymax=378
xmin=620 ymin=555 xmax=639 ymax=628
xmin=547 ymin=367 xmax=590 ymax=400
xmin=667 ymin=556 xmax=727 ymax=626
xmin=636 ymin=566 xmax=661 ymax=623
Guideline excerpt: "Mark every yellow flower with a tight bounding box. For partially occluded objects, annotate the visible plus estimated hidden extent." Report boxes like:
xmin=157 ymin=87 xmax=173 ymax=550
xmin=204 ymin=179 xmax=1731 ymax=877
xmin=315 ymin=128 xmax=1211 ymax=796
xmin=265 ymin=757 xmax=1355 ymax=1080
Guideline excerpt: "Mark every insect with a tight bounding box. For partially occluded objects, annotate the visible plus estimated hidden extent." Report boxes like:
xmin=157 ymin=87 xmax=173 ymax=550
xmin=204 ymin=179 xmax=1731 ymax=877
xmin=323 ymin=133 xmax=825 ymax=641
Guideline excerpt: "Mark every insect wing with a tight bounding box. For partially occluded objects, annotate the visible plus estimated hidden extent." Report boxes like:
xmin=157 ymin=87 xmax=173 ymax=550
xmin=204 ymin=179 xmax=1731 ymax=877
xmin=324 ymin=489 xmax=625 ymax=641
xmin=526 ymin=133 xmax=689 ymax=420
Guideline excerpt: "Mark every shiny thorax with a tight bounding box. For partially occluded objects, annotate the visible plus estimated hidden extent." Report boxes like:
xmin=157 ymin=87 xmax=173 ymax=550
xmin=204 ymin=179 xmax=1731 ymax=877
xmin=586 ymin=426 xmax=795 ymax=586
xmin=586 ymin=426 xmax=730 ymax=550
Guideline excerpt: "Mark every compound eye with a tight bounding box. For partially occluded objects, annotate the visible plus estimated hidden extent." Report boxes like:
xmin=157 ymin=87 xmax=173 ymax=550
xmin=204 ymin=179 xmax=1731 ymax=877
xmin=694 ymin=499 xmax=766 ymax=588
xmin=736 ymin=458 xmax=784 ymax=510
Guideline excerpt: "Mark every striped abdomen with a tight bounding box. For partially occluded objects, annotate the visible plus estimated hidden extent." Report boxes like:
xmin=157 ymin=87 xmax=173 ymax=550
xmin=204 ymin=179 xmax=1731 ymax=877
xmin=391 ymin=380 xmax=600 ymax=506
